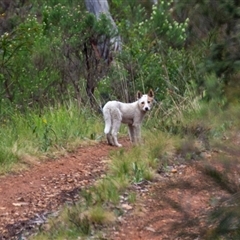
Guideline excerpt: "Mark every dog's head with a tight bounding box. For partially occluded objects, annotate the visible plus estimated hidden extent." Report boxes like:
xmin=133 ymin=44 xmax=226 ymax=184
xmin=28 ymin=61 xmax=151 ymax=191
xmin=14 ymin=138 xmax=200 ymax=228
xmin=137 ymin=89 xmax=154 ymax=112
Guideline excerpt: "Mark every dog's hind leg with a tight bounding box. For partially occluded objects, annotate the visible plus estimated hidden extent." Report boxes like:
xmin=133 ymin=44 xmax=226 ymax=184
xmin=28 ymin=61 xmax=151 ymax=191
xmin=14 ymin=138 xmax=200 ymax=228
xmin=111 ymin=110 xmax=122 ymax=147
xmin=103 ymin=108 xmax=111 ymax=135
xmin=111 ymin=120 xmax=122 ymax=147
xmin=103 ymin=107 xmax=115 ymax=146
xmin=106 ymin=133 xmax=115 ymax=146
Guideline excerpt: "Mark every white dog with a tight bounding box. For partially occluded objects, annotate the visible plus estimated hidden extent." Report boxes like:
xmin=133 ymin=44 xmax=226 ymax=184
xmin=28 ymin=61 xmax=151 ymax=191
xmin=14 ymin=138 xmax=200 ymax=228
xmin=103 ymin=89 xmax=154 ymax=147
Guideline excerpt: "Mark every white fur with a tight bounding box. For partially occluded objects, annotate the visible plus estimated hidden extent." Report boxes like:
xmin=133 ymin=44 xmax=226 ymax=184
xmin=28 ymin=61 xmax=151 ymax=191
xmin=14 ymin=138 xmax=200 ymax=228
xmin=103 ymin=90 xmax=154 ymax=147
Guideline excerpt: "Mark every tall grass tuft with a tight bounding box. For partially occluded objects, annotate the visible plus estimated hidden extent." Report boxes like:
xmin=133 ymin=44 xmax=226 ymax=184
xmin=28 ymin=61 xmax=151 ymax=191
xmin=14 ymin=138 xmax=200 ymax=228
xmin=0 ymin=102 xmax=103 ymax=173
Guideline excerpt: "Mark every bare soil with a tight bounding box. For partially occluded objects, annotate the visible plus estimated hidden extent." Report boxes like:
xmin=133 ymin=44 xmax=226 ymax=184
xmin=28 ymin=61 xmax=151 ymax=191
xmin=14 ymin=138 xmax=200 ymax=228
xmin=0 ymin=140 xmax=117 ymax=239
xmin=0 ymin=136 xmax=239 ymax=240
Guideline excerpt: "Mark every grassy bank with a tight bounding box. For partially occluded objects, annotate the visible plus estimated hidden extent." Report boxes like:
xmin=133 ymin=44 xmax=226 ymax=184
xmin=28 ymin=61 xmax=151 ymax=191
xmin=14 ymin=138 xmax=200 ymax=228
xmin=0 ymin=101 xmax=103 ymax=174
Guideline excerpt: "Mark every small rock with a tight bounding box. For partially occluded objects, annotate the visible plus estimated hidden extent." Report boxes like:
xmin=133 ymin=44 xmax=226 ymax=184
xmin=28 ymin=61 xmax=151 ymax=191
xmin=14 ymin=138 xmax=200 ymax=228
xmin=17 ymin=197 xmax=25 ymax=202
xmin=121 ymin=204 xmax=133 ymax=210
xmin=179 ymin=164 xmax=186 ymax=169
xmin=117 ymin=216 xmax=126 ymax=223
xmin=146 ymin=226 xmax=156 ymax=232
xmin=12 ymin=202 xmax=29 ymax=207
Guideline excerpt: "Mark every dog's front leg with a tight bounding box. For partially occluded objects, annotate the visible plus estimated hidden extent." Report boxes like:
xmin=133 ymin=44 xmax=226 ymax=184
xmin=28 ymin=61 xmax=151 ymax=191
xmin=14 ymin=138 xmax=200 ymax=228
xmin=131 ymin=124 xmax=141 ymax=144
xmin=134 ymin=125 xmax=141 ymax=144
xmin=128 ymin=124 xmax=135 ymax=143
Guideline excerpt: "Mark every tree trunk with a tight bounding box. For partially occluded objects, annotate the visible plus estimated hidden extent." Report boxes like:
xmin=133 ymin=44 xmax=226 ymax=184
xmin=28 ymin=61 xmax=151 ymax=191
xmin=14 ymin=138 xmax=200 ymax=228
xmin=84 ymin=0 xmax=121 ymax=106
xmin=85 ymin=0 xmax=121 ymax=60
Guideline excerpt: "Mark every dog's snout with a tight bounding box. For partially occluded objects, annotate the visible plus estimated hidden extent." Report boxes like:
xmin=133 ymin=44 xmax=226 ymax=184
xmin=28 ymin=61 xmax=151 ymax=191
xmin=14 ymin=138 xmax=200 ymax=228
xmin=145 ymin=107 xmax=149 ymax=111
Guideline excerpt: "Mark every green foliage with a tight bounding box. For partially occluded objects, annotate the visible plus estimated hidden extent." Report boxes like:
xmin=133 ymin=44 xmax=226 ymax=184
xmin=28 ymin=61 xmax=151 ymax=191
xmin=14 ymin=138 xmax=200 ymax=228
xmin=132 ymin=162 xmax=144 ymax=183
xmin=108 ymin=0 xmax=196 ymax=102
xmin=145 ymin=2 xmax=188 ymax=47
xmin=202 ymin=74 xmax=225 ymax=101
xmin=1 ymin=0 xmax=239 ymax=110
xmin=128 ymin=191 xmax=137 ymax=203
xmin=93 ymin=178 xmax=121 ymax=204
xmin=0 ymin=1 xmax=118 ymax=110
xmin=88 ymin=205 xmax=115 ymax=224
xmin=68 ymin=210 xmax=91 ymax=235
xmin=175 ymin=0 xmax=240 ymax=82
xmin=0 ymin=15 xmax=46 ymax=104
xmin=208 ymin=203 xmax=240 ymax=239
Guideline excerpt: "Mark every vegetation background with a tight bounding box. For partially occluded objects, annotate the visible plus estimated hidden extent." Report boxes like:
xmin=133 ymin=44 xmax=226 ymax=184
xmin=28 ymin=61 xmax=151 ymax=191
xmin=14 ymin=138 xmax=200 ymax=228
xmin=0 ymin=0 xmax=240 ymax=239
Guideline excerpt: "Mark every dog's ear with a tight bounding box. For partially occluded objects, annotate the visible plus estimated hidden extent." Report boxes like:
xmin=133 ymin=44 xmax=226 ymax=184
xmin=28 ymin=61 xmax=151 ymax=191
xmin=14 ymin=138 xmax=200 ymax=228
xmin=137 ymin=91 xmax=142 ymax=99
xmin=148 ymin=89 xmax=154 ymax=98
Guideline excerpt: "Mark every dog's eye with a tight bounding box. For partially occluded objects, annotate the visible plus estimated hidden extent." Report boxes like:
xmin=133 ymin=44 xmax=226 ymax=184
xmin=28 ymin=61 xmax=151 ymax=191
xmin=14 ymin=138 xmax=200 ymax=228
xmin=148 ymin=101 xmax=150 ymax=104
xmin=141 ymin=101 xmax=144 ymax=104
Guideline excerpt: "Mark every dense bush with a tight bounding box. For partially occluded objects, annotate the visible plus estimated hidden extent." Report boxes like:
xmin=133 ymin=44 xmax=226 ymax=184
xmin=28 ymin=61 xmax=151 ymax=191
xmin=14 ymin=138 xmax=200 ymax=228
xmin=0 ymin=1 xmax=118 ymax=111
xmin=175 ymin=0 xmax=240 ymax=80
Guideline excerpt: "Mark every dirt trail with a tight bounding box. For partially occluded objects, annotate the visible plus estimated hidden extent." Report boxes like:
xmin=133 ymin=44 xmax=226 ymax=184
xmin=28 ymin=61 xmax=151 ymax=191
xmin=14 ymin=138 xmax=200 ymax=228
xmin=110 ymin=162 xmax=232 ymax=240
xmin=0 ymin=136 xmax=239 ymax=240
xmin=0 ymin=140 xmax=130 ymax=239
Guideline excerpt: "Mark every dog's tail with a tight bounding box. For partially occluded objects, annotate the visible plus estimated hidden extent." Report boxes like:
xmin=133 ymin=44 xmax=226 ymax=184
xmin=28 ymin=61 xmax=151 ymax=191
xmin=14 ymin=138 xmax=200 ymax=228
xmin=103 ymin=107 xmax=111 ymax=134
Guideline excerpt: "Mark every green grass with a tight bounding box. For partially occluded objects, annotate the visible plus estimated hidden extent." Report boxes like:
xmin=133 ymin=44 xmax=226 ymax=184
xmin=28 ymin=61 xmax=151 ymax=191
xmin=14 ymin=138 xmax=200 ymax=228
xmin=0 ymin=101 xmax=103 ymax=174
xmin=88 ymin=205 xmax=116 ymax=224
